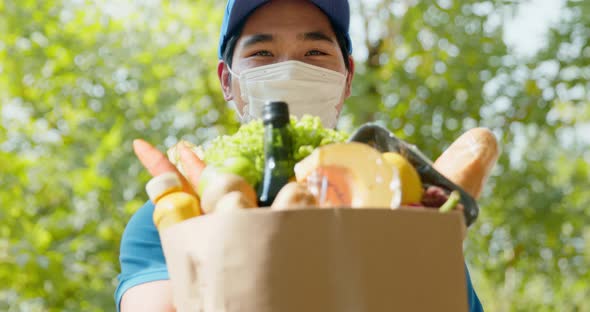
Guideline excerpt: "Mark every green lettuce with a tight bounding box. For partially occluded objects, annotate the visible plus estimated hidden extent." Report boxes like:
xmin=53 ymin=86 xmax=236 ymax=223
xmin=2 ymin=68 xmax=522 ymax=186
xmin=203 ymin=115 xmax=349 ymax=187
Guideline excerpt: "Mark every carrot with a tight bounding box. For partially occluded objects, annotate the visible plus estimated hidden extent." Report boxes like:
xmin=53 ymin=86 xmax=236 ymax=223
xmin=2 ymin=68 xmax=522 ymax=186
xmin=132 ymin=139 xmax=196 ymax=196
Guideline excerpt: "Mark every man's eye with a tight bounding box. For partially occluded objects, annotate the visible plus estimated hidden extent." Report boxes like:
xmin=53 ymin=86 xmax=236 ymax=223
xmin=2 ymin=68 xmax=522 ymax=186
xmin=252 ymin=50 xmax=273 ymax=57
xmin=305 ymin=50 xmax=327 ymax=56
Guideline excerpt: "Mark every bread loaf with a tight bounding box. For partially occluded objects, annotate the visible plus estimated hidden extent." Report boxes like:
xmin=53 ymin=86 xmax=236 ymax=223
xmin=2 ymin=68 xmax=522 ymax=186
xmin=433 ymin=128 xmax=500 ymax=199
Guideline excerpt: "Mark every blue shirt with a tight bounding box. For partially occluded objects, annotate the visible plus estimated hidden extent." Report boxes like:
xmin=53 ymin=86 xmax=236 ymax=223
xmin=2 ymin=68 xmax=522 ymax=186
xmin=116 ymin=201 xmax=484 ymax=311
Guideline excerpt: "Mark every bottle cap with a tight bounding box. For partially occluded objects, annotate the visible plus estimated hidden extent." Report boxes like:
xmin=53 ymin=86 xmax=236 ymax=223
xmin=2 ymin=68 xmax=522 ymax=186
xmin=146 ymin=172 xmax=182 ymax=202
xmin=263 ymin=101 xmax=290 ymax=126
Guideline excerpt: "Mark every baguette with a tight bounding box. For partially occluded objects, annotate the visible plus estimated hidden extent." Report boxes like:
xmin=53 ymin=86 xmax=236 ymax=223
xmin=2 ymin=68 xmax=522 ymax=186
xmin=433 ymin=128 xmax=500 ymax=199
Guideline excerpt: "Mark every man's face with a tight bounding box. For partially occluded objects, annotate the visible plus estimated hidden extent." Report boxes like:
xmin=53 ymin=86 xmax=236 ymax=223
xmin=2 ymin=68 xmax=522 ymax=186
xmin=217 ymin=0 xmax=354 ymax=117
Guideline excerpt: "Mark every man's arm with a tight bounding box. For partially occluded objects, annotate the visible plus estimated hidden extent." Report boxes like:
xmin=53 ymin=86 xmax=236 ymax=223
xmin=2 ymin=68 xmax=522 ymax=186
xmin=117 ymin=141 xmax=205 ymax=311
xmin=115 ymin=201 xmax=171 ymax=311
xmin=120 ymin=280 xmax=174 ymax=312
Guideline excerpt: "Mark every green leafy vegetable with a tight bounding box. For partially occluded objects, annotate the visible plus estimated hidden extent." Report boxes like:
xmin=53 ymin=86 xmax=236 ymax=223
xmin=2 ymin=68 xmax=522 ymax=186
xmin=203 ymin=115 xmax=349 ymax=187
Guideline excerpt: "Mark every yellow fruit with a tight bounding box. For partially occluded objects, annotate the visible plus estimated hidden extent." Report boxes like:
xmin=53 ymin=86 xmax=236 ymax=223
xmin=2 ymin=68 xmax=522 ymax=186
xmin=147 ymin=172 xmax=202 ymax=231
xmin=153 ymin=192 xmax=201 ymax=230
xmin=381 ymin=152 xmax=423 ymax=205
xmin=294 ymin=142 xmax=397 ymax=208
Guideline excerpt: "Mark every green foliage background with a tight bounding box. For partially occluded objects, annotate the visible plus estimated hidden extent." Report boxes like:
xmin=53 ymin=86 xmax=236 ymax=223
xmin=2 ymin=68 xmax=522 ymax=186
xmin=1 ymin=0 xmax=588 ymax=311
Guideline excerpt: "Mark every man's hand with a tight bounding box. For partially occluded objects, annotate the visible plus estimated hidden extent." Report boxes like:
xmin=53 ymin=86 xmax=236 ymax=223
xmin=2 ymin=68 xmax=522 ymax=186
xmin=120 ymin=280 xmax=175 ymax=312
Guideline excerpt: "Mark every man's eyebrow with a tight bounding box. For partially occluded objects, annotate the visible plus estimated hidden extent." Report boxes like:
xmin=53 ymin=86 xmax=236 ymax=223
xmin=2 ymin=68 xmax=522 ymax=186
xmin=241 ymin=34 xmax=274 ymax=48
xmin=301 ymin=31 xmax=335 ymax=43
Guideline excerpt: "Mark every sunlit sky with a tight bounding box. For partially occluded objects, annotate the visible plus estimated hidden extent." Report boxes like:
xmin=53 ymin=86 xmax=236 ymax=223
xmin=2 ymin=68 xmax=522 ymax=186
xmin=349 ymin=0 xmax=566 ymax=58
xmin=503 ymin=0 xmax=565 ymax=57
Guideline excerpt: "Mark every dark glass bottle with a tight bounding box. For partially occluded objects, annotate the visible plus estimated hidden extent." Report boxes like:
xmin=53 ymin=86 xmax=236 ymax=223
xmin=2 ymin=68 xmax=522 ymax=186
xmin=257 ymin=101 xmax=294 ymax=207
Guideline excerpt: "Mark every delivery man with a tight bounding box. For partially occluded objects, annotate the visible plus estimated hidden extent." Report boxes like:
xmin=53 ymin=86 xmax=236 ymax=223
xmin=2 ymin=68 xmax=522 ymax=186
xmin=115 ymin=0 xmax=484 ymax=311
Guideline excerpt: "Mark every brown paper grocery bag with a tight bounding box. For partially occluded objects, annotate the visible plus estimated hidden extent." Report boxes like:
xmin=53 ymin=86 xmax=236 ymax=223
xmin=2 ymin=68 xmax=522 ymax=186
xmin=160 ymin=208 xmax=468 ymax=312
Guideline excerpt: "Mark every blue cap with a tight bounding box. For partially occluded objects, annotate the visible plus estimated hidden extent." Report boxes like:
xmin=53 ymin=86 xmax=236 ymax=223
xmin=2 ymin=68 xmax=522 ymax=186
xmin=218 ymin=0 xmax=352 ymax=59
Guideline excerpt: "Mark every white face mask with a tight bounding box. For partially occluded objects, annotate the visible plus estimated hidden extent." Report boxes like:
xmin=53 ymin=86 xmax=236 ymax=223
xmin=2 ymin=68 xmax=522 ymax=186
xmin=228 ymin=60 xmax=347 ymax=128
